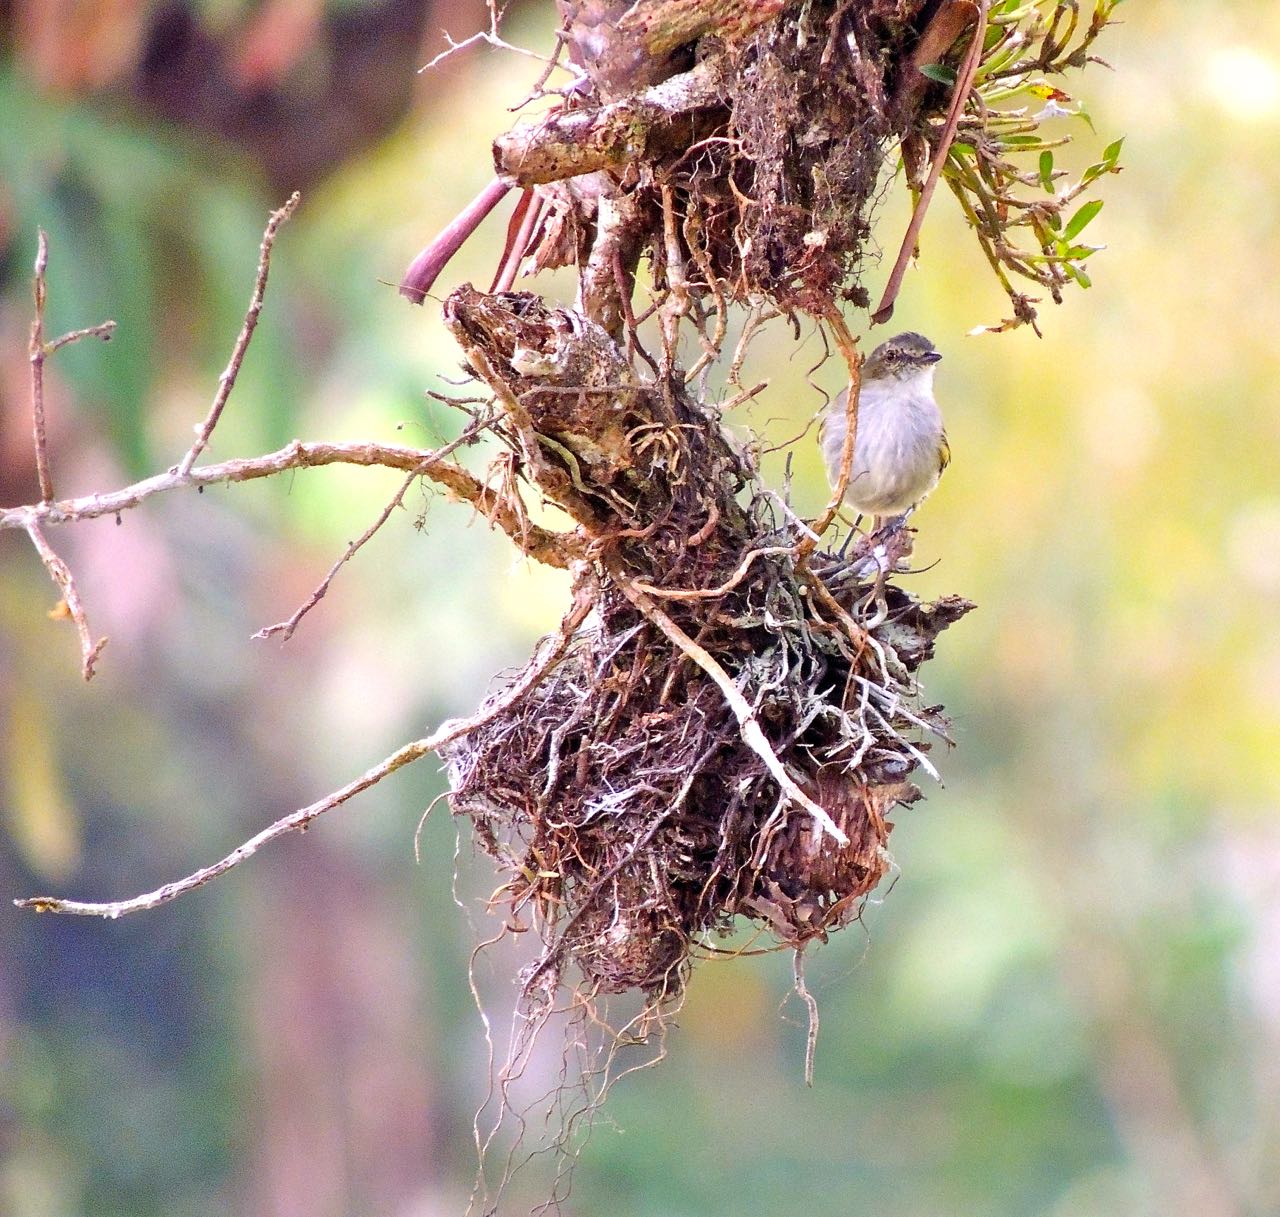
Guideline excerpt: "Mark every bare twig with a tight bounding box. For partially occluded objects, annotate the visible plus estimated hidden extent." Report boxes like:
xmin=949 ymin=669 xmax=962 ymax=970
xmin=46 ymin=323 xmax=117 ymax=355
xmin=254 ymin=465 xmax=423 ymax=643
xmin=24 ymin=229 xmax=115 ymax=677
xmin=420 ymin=0 xmax=562 ymax=76
xmin=17 ymin=741 xmax=430 ymax=917
xmin=254 ymin=418 xmax=498 ymax=642
xmin=29 ymin=231 xmax=54 ymax=504
xmin=611 ymin=565 xmax=850 ymax=845
xmin=2 ymin=439 xmax=579 ymax=570
xmin=873 ymin=0 xmax=988 ymax=325
xmin=420 ymin=29 xmax=558 ymax=74
xmin=23 ymin=518 xmax=108 ymax=681
xmin=15 ymin=571 xmax=595 ymax=918
xmin=177 ymin=193 xmax=300 ymax=476
xmin=28 ymin=230 xmax=117 ymax=504
xmin=796 ymin=309 xmax=861 ymax=559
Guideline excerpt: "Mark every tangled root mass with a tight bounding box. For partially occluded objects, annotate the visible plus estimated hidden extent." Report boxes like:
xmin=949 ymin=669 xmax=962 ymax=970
xmin=440 ymin=287 xmax=971 ymax=1003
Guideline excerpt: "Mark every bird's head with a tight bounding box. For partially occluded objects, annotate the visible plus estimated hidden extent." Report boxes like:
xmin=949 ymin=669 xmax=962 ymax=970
xmin=863 ymin=332 xmax=942 ymax=383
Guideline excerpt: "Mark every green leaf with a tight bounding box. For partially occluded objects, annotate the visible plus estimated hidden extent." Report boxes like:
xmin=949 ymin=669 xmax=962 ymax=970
xmin=1063 ymin=200 xmax=1104 ymax=241
xmin=919 ymin=63 xmax=957 ymax=85
xmin=1038 ymin=151 xmax=1055 ymax=192
xmin=1084 ymin=135 xmax=1125 ymax=181
xmin=1066 ymin=264 xmax=1093 ymax=289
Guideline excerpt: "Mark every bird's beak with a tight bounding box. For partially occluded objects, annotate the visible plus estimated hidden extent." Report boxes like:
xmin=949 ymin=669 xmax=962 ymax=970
xmin=922 ymin=351 xmax=943 ymax=364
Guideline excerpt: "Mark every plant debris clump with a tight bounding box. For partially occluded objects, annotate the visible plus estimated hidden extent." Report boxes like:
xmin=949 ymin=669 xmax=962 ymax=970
xmin=445 ymin=570 xmax=970 ymax=997
xmin=479 ymin=0 xmax=1125 ymax=338
xmin=496 ymin=1 xmax=931 ymax=326
xmin=439 ymin=287 xmax=971 ymax=1001
xmin=713 ymin=0 xmax=911 ymax=312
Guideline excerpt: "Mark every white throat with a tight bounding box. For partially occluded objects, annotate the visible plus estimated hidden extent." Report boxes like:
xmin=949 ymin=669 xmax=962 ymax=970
xmin=896 ymin=364 xmax=937 ymax=393
xmin=863 ymin=363 xmax=938 ymax=406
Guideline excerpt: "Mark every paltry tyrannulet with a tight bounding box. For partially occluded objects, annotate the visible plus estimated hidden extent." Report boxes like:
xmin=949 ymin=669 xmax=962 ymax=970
xmin=819 ymin=331 xmax=950 ymax=522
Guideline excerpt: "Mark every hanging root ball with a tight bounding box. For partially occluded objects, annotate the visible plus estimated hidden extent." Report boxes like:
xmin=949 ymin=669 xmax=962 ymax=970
xmin=501 ymin=3 xmax=937 ymax=323
xmin=443 ymin=562 xmax=972 ymax=999
xmin=435 ymin=286 xmax=972 ymax=1002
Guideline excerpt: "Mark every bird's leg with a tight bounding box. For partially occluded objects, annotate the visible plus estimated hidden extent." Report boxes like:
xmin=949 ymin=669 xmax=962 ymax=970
xmin=872 ymin=507 xmax=916 ymax=540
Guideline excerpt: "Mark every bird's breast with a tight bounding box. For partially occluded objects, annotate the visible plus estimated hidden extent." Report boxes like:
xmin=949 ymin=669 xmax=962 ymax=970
xmin=821 ymin=383 xmax=944 ymax=515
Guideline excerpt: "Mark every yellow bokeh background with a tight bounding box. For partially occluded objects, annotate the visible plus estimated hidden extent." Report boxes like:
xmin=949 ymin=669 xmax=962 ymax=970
xmin=2 ymin=3 xmax=1278 ymax=1215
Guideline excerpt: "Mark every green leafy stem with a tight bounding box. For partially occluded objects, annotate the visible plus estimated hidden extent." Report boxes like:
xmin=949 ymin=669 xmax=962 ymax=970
xmin=920 ymin=0 xmax=1126 ymax=333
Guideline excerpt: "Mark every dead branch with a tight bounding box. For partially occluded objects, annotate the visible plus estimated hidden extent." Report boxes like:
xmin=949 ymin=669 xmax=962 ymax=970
xmin=493 ymin=58 xmax=725 ymax=186
xmin=1 ymin=439 xmax=579 ymax=569
xmin=15 ymin=569 xmax=597 ymax=918
xmin=178 ymin=193 xmax=300 ymax=474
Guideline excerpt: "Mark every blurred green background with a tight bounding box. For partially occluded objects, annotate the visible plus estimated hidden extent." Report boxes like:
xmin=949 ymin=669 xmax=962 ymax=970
xmin=2 ymin=2 xmax=1279 ymax=1215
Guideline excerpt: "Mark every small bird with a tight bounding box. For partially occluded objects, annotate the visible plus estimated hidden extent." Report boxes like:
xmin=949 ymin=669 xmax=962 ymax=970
xmin=819 ymin=331 xmax=949 ymax=530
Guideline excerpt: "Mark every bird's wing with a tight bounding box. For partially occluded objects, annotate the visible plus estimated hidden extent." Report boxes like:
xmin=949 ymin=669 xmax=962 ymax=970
xmin=938 ymin=429 xmax=951 ymax=476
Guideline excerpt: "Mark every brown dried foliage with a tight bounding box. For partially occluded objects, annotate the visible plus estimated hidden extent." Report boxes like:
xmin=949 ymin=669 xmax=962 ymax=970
xmin=713 ymin=0 xmax=911 ymax=311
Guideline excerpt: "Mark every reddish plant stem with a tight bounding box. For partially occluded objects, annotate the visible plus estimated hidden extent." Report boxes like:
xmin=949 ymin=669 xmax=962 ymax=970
xmin=400 ymin=176 xmax=513 ymax=305
xmin=872 ymin=0 xmax=987 ymax=326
